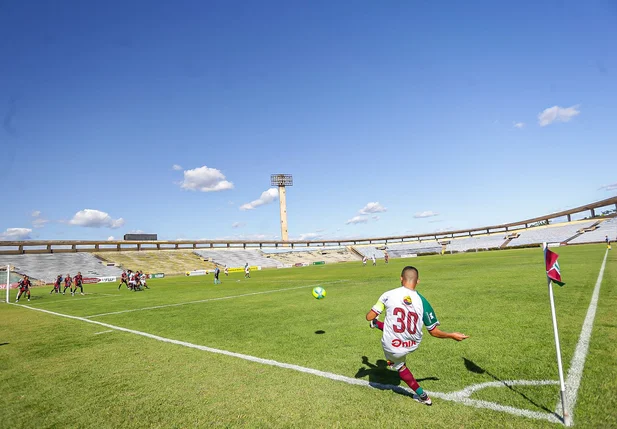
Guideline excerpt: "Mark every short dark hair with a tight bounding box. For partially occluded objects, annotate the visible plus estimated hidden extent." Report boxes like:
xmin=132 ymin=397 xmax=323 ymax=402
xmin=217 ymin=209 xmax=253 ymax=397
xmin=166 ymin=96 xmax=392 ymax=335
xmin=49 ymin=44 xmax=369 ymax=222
xmin=401 ymin=266 xmax=419 ymax=281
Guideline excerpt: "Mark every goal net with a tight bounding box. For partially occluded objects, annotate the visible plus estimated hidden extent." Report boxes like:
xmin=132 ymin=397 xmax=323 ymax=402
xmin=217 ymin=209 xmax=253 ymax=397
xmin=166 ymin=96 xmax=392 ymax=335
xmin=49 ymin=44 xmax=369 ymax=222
xmin=1 ymin=265 xmax=21 ymax=303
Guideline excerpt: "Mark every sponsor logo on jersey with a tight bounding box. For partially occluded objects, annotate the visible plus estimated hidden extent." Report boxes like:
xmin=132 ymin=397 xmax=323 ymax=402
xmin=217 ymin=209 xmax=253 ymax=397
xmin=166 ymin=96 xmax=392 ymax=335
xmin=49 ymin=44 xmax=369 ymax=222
xmin=403 ymin=296 xmax=412 ymax=305
xmin=392 ymin=339 xmax=417 ymax=348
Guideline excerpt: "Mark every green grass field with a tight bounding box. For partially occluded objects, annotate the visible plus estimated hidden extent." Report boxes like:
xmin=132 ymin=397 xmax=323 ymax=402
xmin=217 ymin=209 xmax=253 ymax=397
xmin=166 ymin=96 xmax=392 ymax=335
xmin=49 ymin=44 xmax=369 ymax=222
xmin=1 ymin=244 xmax=615 ymax=428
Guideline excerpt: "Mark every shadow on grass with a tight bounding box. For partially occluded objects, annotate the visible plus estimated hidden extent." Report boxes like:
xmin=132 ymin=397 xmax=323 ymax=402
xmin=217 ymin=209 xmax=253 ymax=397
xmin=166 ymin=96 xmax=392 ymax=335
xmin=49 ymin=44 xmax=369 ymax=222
xmin=355 ymin=356 xmax=439 ymax=397
xmin=463 ymin=357 xmax=557 ymax=415
xmin=0 ymin=343 xmax=8 ymax=346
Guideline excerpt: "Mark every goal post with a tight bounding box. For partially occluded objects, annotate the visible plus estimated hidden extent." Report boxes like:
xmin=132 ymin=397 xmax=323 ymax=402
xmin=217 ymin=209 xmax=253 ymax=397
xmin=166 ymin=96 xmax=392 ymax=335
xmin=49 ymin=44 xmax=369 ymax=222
xmin=2 ymin=265 xmax=14 ymax=303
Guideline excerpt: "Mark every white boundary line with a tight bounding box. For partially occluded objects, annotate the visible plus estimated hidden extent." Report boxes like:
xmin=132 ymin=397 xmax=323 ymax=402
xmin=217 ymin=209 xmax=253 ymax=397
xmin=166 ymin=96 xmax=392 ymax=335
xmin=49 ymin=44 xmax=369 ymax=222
xmin=83 ymin=280 xmax=348 ymax=319
xmin=12 ymin=303 xmax=561 ymax=424
xmin=557 ymin=248 xmax=609 ymax=426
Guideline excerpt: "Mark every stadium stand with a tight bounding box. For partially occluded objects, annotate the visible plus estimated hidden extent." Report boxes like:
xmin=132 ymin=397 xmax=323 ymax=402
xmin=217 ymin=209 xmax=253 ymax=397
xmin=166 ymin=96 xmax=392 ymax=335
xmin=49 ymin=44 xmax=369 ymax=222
xmin=385 ymin=242 xmax=442 ymax=257
xmin=94 ymin=250 xmax=216 ymax=275
xmin=446 ymin=234 xmax=508 ymax=252
xmin=353 ymin=246 xmax=385 ymax=259
xmin=261 ymin=247 xmax=359 ymax=264
xmin=507 ymin=220 xmax=598 ymax=247
xmin=193 ymin=249 xmax=285 ymax=268
xmin=568 ymin=218 xmax=617 ymax=244
xmin=0 ymin=253 xmax=123 ymax=284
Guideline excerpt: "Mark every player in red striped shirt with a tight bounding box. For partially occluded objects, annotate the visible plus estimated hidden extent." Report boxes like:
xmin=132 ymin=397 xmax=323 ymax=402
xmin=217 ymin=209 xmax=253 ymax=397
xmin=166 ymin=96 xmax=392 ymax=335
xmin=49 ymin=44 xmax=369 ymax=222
xmin=72 ymin=272 xmax=84 ymax=296
xmin=63 ymin=274 xmax=72 ymax=295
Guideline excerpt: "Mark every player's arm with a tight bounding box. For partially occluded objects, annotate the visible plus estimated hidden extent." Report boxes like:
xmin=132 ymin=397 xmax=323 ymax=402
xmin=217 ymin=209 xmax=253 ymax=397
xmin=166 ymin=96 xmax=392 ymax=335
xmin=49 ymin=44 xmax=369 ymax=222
xmin=366 ymin=296 xmax=386 ymax=321
xmin=419 ymin=293 xmax=469 ymax=341
xmin=427 ymin=326 xmax=469 ymax=341
xmin=366 ymin=309 xmax=379 ymax=321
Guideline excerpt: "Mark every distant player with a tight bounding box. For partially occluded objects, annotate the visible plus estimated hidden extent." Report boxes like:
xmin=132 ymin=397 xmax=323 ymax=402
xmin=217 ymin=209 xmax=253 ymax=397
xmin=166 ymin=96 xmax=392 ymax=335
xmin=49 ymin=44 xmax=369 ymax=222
xmin=366 ymin=266 xmax=469 ymax=406
xmin=371 ymin=254 xmax=376 ymax=266
xmin=73 ymin=272 xmax=84 ymax=296
xmin=362 ymin=256 xmax=367 ymax=266
xmin=606 ymin=235 xmax=611 ymax=250
xmin=139 ymin=271 xmax=149 ymax=289
xmin=16 ymin=275 xmax=31 ymax=303
xmin=214 ymin=266 xmax=221 ymax=284
xmin=128 ymin=270 xmax=136 ymax=290
xmin=384 ymin=251 xmax=389 ymax=264
xmin=118 ymin=271 xmax=129 ymax=290
xmin=244 ymin=263 xmax=250 ymax=278
xmin=63 ymin=274 xmax=72 ymax=295
xmin=224 ymin=265 xmax=229 ymax=276
xmin=50 ymin=275 xmax=62 ymax=294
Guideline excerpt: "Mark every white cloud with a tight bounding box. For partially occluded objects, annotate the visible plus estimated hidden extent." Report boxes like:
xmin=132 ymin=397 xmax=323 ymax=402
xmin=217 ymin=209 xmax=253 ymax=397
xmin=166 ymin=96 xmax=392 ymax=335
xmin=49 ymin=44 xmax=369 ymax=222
xmin=240 ymin=188 xmax=278 ymax=211
xmin=414 ymin=211 xmax=439 ymax=218
xmin=231 ymin=222 xmax=245 ymax=228
xmin=359 ymin=202 xmax=387 ymax=215
xmin=346 ymin=215 xmax=369 ymax=225
xmin=598 ymin=183 xmax=617 ymax=191
xmin=107 ymin=236 xmax=115 ymax=241
xmin=32 ymin=218 xmax=49 ymax=228
xmin=179 ymin=166 xmax=234 ymax=192
xmin=372 ymin=215 xmax=380 ymax=221
xmin=298 ymin=232 xmax=322 ymax=241
xmin=0 ymin=228 xmax=32 ymax=240
xmin=127 ymin=229 xmax=144 ymax=234
xmin=31 ymin=210 xmax=41 ymax=217
xmin=598 ymin=183 xmax=617 ymax=192
xmin=215 ymin=233 xmax=277 ymax=241
xmin=538 ymin=105 xmax=580 ymax=127
xmin=172 ymin=164 xmax=183 ymax=171
xmin=513 ymin=122 xmax=525 ymax=129
xmin=69 ymin=209 xmax=125 ymax=229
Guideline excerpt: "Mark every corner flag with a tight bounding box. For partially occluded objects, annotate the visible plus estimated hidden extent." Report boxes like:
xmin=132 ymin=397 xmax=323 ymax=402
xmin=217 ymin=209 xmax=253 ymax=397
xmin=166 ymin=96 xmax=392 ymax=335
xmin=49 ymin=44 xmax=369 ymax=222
xmin=545 ymin=247 xmax=565 ymax=286
xmin=543 ymin=243 xmax=570 ymax=425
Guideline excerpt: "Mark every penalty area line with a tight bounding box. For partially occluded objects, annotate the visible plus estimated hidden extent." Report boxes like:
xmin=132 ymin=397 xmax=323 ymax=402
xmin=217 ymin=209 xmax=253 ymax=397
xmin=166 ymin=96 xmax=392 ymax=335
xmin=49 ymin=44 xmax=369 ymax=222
xmin=13 ymin=303 xmax=559 ymax=424
xmin=83 ymin=280 xmax=349 ymax=319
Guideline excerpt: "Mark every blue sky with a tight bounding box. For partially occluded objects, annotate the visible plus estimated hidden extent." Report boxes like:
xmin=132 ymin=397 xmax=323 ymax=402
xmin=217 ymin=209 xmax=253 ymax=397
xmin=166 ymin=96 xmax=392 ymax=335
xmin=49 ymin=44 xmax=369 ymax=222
xmin=1 ymin=1 xmax=616 ymax=241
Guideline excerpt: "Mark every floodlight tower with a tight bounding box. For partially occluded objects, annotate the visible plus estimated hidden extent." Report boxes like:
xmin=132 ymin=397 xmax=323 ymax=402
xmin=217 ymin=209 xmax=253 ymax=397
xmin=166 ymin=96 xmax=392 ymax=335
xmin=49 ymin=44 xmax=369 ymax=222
xmin=271 ymin=174 xmax=293 ymax=242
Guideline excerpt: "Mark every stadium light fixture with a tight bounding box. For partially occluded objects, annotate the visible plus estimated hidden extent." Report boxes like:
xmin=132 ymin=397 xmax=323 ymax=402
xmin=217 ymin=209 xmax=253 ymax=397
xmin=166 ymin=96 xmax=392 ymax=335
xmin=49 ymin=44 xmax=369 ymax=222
xmin=271 ymin=174 xmax=293 ymax=242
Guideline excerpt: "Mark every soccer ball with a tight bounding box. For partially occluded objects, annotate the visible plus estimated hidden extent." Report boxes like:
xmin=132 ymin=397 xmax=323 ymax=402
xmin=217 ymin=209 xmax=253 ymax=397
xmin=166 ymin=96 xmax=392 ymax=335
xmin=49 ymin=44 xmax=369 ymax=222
xmin=312 ymin=286 xmax=326 ymax=299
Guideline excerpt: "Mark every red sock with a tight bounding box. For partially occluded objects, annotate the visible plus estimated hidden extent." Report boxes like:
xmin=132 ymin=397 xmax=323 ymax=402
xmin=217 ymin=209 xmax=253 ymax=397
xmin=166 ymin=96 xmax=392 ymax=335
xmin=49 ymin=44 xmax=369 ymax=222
xmin=398 ymin=366 xmax=421 ymax=392
xmin=375 ymin=320 xmax=384 ymax=330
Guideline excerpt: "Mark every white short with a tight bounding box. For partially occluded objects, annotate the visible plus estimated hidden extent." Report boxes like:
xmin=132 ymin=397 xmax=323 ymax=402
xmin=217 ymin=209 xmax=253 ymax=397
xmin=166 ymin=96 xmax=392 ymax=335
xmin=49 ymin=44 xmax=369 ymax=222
xmin=383 ymin=345 xmax=419 ymax=371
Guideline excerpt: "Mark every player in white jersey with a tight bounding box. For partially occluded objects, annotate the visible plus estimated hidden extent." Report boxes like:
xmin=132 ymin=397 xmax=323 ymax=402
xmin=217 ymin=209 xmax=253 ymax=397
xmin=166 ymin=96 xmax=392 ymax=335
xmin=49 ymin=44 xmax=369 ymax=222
xmin=366 ymin=266 xmax=468 ymax=406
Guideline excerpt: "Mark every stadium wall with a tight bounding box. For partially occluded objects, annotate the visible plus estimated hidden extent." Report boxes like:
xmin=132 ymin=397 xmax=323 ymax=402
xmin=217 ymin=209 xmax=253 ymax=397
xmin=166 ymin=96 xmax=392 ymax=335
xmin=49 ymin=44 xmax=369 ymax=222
xmin=1 ymin=196 xmax=616 ymax=256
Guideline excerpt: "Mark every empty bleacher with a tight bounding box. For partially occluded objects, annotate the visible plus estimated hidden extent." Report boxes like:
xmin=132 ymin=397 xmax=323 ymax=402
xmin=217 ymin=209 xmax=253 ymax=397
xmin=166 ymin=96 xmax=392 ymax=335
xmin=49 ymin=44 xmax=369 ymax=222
xmin=352 ymin=246 xmax=386 ymax=260
xmin=193 ymin=249 xmax=285 ymax=268
xmin=261 ymin=247 xmax=359 ymax=265
xmin=507 ymin=220 xmax=597 ymax=247
xmin=446 ymin=234 xmax=507 ymax=252
xmin=95 ymin=250 xmax=216 ymax=275
xmin=569 ymin=218 xmax=617 ymax=244
xmin=385 ymin=241 xmax=442 ymax=257
xmin=0 ymin=253 xmax=123 ymax=284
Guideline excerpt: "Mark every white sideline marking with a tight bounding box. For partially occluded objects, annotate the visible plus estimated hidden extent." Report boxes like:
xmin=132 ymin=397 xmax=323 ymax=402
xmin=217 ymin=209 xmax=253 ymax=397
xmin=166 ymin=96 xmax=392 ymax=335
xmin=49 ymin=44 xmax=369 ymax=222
xmin=556 ymin=249 xmax=609 ymax=426
xmin=94 ymin=330 xmax=113 ymax=335
xmin=83 ymin=280 xmax=348 ymax=319
xmin=13 ymin=303 xmax=560 ymax=423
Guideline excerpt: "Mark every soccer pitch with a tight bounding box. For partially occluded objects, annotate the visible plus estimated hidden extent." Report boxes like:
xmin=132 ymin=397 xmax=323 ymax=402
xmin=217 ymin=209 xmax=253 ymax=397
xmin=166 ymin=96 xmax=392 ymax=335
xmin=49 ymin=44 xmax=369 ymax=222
xmin=2 ymin=245 xmax=615 ymax=428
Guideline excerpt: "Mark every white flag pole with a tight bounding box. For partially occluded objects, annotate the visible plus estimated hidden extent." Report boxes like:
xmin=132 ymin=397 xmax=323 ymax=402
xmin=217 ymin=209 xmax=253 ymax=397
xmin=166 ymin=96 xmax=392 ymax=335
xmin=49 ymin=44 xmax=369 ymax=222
xmin=5 ymin=265 xmax=9 ymax=304
xmin=544 ymin=243 xmax=570 ymax=425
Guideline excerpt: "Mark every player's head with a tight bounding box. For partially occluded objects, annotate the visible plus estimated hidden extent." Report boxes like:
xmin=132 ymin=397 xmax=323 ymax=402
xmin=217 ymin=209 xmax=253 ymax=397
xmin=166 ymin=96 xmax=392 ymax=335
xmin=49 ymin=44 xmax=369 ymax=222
xmin=400 ymin=266 xmax=419 ymax=287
